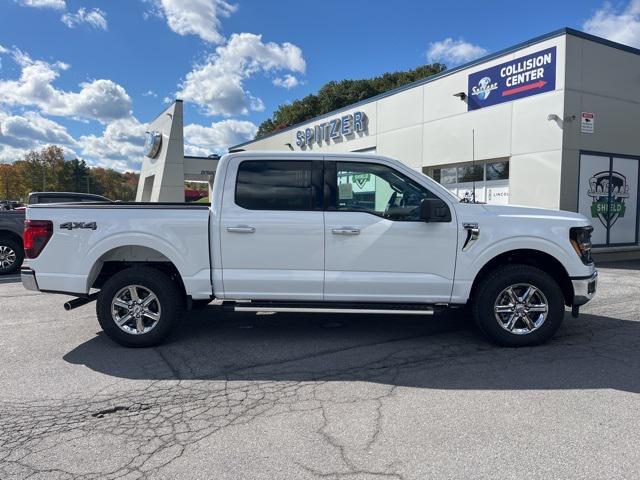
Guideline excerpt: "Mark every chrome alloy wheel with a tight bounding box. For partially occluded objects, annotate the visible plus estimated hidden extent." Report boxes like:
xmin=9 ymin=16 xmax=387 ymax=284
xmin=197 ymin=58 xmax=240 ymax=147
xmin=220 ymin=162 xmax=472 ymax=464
xmin=494 ymin=283 xmax=549 ymax=335
xmin=0 ymin=245 xmax=17 ymax=270
xmin=110 ymin=285 xmax=161 ymax=335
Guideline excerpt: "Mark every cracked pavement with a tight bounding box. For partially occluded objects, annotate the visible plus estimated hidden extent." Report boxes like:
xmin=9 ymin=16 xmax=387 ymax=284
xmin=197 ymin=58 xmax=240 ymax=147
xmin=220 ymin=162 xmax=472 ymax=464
xmin=1 ymin=262 xmax=639 ymax=479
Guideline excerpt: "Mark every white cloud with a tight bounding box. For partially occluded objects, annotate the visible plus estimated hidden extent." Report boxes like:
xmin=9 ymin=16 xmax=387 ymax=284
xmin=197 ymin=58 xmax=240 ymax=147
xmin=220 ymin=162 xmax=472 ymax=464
xmin=183 ymin=119 xmax=256 ymax=156
xmin=0 ymin=106 xmax=146 ymax=170
xmin=583 ymin=0 xmax=640 ymax=47
xmin=426 ymin=38 xmax=487 ymax=65
xmin=0 ymin=109 xmax=257 ymax=171
xmin=273 ymin=74 xmax=300 ymax=89
xmin=146 ymin=0 xmax=237 ymax=44
xmin=143 ymin=90 xmax=158 ymax=97
xmin=178 ymin=32 xmax=306 ymax=116
xmin=77 ymin=117 xmax=146 ymax=170
xmin=0 ymin=109 xmax=76 ymax=150
xmin=16 ymin=0 xmax=65 ymax=9
xmin=0 ymin=108 xmax=80 ymax=163
xmin=0 ymin=48 xmax=131 ymax=123
xmin=61 ymin=8 xmax=108 ymax=30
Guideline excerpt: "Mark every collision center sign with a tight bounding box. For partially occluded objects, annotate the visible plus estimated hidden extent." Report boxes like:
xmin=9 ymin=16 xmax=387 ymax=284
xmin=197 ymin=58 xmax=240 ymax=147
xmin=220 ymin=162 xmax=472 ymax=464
xmin=467 ymin=47 xmax=556 ymax=111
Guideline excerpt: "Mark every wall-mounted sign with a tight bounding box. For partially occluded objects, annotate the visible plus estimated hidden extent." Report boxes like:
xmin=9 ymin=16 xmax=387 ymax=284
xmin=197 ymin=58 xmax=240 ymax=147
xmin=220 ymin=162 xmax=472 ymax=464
xmin=296 ymin=111 xmax=367 ymax=148
xmin=581 ymin=112 xmax=595 ymax=134
xmin=143 ymin=131 xmax=162 ymax=158
xmin=578 ymin=153 xmax=639 ymax=246
xmin=468 ymin=47 xmax=556 ymax=111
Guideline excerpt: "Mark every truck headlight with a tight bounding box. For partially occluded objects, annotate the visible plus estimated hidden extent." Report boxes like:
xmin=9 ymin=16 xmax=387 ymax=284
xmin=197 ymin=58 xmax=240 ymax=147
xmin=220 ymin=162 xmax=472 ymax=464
xmin=570 ymin=226 xmax=593 ymax=265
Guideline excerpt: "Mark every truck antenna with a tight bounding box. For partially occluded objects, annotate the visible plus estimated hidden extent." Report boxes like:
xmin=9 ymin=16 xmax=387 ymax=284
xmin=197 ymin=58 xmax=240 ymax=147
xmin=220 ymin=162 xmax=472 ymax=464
xmin=472 ymin=129 xmax=476 ymax=203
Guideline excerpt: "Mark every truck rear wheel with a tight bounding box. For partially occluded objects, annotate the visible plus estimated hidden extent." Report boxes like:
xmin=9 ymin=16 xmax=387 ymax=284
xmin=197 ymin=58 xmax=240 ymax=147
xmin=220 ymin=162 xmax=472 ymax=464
xmin=472 ymin=264 xmax=565 ymax=347
xmin=96 ymin=266 xmax=183 ymax=347
xmin=0 ymin=237 xmax=23 ymax=275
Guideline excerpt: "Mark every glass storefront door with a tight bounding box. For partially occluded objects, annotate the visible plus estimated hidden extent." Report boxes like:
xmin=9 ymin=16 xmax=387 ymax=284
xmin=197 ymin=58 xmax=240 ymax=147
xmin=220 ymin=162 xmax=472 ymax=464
xmin=578 ymin=152 xmax=640 ymax=247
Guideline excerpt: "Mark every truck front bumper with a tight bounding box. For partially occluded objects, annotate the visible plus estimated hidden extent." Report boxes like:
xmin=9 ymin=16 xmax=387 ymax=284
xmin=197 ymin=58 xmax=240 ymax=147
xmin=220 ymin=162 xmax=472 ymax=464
xmin=572 ymin=270 xmax=597 ymax=306
xmin=21 ymin=267 xmax=39 ymax=292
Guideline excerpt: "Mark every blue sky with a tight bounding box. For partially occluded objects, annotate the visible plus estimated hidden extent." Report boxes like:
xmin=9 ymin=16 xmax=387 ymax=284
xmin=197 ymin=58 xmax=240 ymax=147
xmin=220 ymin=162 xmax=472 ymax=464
xmin=0 ymin=0 xmax=638 ymax=171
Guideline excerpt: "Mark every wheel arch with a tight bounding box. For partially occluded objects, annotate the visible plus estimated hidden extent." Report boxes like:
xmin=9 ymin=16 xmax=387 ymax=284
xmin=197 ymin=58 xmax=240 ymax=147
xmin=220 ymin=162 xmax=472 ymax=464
xmin=87 ymin=245 xmax=187 ymax=299
xmin=469 ymin=249 xmax=574 ymax=306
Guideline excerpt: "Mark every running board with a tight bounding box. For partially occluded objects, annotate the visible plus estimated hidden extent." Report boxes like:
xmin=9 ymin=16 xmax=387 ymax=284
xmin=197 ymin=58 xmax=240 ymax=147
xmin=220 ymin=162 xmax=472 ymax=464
xmin=233 ymin=305 xmax=435 ymax=315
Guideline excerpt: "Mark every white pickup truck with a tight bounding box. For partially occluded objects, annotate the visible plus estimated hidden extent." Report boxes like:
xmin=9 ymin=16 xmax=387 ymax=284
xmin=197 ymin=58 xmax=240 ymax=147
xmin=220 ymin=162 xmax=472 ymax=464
xmin=21 ymin=152 xmax=597 ymax=348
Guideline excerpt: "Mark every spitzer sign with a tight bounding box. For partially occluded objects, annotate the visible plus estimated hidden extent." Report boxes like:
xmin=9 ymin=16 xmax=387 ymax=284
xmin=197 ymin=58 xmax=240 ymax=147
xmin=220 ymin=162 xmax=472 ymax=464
xmin=467 ymin=47 xmax=556 ymax=111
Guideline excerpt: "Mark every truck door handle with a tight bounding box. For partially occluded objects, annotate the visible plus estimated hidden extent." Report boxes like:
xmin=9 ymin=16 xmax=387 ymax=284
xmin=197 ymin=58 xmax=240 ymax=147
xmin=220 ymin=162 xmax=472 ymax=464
xmin=227 ymin=225 xmax=256 ymax=234
xmin=332 ymin=227 xmax=360 ymax=235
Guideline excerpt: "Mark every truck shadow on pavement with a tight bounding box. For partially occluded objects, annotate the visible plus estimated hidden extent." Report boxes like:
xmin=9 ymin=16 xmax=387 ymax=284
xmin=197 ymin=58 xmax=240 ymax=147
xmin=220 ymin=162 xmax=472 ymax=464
xmin=63 ymin=308 xmax=640 ymax=393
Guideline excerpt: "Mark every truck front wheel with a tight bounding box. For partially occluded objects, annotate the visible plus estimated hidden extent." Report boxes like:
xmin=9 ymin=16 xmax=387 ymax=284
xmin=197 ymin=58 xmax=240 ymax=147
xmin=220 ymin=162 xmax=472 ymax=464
xmin=472 ymin=264 xmax=565 ymax=347
xmin=96 ymin=266 xmax=183 ymax=347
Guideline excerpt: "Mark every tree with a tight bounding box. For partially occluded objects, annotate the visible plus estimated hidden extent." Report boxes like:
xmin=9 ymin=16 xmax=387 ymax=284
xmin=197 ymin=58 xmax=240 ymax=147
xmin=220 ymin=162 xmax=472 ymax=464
xmin=0 ymin=163 xmax=23 ymax=201
xmin=256 ymin=63 xmax=446 ymax=138
xmin=0 ymin=146 xmax=139 ymax=202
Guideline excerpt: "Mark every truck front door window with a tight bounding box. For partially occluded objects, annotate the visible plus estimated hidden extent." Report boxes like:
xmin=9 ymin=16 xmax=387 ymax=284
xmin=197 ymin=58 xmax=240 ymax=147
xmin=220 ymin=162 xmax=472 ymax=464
xmin=335 ymin=162 xmax=434 ymax=221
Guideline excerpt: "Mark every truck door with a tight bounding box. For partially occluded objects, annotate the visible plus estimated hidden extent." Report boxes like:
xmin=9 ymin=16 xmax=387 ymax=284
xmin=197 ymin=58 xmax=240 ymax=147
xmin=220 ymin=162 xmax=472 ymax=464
xmin=219 ymin=157 xmax=324 ymax=300
xmin=323 ymin=159 xmax=458 ymax=303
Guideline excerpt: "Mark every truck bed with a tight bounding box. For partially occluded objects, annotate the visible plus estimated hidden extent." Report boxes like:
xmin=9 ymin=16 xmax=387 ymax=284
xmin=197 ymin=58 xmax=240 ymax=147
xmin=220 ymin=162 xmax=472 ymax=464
xmin=26 ymin=202 xmax=212 ymax=298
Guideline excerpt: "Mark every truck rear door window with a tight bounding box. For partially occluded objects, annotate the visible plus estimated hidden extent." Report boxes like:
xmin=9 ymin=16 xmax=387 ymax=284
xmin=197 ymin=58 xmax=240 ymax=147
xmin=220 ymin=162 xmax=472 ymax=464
xmin=235 ymin=160 xmax=322 ymax=211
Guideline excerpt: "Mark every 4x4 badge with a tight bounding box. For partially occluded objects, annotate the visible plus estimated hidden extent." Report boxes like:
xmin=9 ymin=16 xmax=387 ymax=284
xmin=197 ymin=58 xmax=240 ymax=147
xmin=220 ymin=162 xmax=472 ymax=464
xmin=60 ymin=222 xmax=97 ymax=230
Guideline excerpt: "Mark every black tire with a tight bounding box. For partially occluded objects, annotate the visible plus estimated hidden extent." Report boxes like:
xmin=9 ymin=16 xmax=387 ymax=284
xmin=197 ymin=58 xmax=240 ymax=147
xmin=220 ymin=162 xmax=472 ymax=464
xmin=96 ymin=266 xmax=183 ymax=347
xmin=0 ymin=237 xmax=23 ymax=275
xmin=472 ymin=264 xmax=565 ymax=347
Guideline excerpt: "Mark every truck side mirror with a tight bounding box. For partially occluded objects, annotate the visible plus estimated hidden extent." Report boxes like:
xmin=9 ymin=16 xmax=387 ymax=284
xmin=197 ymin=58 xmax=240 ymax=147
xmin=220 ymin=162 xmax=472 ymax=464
xmin=419 ymin=198 xmax=452 ymax=223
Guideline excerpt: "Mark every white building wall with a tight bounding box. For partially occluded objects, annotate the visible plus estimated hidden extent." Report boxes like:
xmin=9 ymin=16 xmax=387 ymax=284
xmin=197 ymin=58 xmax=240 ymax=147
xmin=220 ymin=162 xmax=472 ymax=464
xmin=241 ymin=33 xmax=567 ymax=209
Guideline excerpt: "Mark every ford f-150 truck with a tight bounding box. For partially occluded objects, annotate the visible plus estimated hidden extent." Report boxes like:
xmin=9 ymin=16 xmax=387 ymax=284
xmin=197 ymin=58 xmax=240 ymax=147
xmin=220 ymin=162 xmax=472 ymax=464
xmin=21 ymin=152 xmax=597 ymax=347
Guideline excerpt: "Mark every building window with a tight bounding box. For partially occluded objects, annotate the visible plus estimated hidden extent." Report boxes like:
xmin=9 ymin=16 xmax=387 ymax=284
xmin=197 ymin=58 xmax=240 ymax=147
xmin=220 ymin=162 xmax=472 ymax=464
xmin=457 ymin=164 xmax=483 ymax=183
xmin=426 ymin=159 xmax=510 ymax=204
xmin=486 ymin=161 xmax=509 ymax=180
xmin=438 ymin=167 xmax=457 ymax=185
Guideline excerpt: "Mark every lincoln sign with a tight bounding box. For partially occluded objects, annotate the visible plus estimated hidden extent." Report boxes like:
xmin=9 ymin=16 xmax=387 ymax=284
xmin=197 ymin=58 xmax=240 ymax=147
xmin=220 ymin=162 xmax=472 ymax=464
xmin=467 ymin=47 xmax=556 ymax=111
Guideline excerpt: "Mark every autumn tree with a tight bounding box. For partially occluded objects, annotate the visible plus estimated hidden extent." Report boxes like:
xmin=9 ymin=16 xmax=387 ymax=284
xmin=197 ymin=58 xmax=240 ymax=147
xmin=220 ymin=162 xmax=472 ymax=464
xmin=0 ymin=146 xmax=139 ymax=202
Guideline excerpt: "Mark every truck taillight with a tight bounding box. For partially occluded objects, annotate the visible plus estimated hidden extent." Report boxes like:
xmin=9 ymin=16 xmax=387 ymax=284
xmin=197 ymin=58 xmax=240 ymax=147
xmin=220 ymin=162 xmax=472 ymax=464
xmin=24 ymin=220 xmax=53 ymax=258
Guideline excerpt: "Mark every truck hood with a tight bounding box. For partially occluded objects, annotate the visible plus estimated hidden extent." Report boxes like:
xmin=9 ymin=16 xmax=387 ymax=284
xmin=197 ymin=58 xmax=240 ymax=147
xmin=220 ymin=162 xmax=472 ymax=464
xmin=479 ymin=203 xmax=590 ymax=224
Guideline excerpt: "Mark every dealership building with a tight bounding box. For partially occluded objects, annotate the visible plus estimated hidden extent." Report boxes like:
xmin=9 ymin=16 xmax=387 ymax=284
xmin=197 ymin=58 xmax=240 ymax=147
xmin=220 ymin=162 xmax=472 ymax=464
xmin=231 ymin=28 xmax=640 ymax=255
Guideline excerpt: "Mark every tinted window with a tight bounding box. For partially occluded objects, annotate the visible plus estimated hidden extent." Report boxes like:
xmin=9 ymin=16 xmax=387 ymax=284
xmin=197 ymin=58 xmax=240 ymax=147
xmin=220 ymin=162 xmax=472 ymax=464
xmin=439 ymin=167 xmax=457 ymax=184
xmin=235 ymin=160 xmax=320 ymax=211
xmin=335 ymin=162 xmax=435 ymax=221
xmin=457 ymin=164 xmax=483 ymax=182
xmin=486 ymin=161 xmax=509 ymax=180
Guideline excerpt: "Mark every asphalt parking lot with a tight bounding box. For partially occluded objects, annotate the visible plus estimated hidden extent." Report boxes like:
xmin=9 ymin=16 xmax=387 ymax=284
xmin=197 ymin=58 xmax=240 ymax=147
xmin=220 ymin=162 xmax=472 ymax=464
xmin=1 ymin=262 xmax=639 ymax=480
